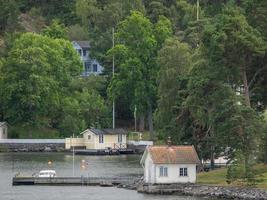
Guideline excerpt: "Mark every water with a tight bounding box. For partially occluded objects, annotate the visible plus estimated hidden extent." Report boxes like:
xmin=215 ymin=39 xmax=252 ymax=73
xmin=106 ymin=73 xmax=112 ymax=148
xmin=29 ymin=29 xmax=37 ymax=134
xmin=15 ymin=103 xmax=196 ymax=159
xmin=0 ymin=153 xmax=217 ymax=200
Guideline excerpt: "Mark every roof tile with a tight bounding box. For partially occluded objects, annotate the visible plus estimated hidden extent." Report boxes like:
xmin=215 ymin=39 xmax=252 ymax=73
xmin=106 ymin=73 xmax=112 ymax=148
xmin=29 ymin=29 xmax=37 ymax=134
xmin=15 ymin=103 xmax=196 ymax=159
xmin=148 ymin=145 xmax=200 ymax=164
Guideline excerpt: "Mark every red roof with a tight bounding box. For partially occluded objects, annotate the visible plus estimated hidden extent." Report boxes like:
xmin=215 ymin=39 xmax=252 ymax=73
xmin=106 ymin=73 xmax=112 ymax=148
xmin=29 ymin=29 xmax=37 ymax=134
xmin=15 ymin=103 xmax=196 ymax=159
xmin=146 ymin=145 xmax=200 ymax=164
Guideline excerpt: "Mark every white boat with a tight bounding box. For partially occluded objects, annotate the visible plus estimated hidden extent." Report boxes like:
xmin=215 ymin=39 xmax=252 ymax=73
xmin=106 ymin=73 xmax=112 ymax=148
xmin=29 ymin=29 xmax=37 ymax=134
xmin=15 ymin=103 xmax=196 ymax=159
xmin=38 ymin=170 xmax=56 ymax=178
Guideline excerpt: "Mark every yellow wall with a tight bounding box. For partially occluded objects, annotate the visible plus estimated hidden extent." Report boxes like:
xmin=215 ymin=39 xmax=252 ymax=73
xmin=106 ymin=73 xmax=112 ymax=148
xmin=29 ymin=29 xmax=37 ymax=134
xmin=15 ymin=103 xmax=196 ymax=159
xmin=65 ymin=130 xmax=127 ymax=150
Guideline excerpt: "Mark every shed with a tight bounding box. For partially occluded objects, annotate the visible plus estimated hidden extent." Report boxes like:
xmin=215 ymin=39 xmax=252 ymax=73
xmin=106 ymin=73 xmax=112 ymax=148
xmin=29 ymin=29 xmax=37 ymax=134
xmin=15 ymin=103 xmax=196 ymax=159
xmin=140 ymin=145 xmax=200 ymax=184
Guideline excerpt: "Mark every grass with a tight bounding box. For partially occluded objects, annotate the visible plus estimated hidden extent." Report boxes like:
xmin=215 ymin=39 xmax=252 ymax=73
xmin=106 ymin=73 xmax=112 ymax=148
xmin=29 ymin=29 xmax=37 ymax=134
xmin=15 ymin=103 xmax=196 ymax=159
xmin=197 ymin=164 xmax=267 ymax=189
xmin=9 ymin=125 xmax=61 ymax=139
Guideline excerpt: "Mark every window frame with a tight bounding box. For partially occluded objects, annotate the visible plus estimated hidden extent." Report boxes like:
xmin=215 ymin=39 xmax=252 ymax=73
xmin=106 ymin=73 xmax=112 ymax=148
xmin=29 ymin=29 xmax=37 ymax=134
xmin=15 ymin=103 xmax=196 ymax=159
xmin=99 ymin=134 xmax=104 ymax=143
xmin=93 ymin=64 xmax=98 ymax=72
xmin=118 ymin=134 xmax=122 ymax=143
xmin=83 ymin=49 xmax=87 ymax=56
xmin=159 ymin=166 xmax=168 ymax=177
xmin=179 ymin=167 xmax=188 ymax=177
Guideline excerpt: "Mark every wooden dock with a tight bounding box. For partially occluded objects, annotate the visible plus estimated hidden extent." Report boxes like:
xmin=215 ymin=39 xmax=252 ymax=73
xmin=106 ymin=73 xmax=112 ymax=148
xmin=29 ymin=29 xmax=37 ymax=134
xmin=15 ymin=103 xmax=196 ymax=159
xmin=12 ymin=176 xmax=139 ymax=186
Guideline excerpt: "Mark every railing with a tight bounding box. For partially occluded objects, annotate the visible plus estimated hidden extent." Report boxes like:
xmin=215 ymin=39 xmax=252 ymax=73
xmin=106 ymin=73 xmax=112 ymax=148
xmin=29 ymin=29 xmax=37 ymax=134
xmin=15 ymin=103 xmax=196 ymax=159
xmin=113 ymin=143 xmax=127 ymax=149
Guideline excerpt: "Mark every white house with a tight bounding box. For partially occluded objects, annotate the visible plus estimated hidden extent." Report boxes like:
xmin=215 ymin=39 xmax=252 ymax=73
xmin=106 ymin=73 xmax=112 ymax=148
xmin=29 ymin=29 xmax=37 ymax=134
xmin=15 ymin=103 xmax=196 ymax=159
xmin=72 ymin=41 xmax=103 ymax=76
xmin=140 ymin=145 xmax=200 ymax=184
xmin=0 ymin=122 xmax=8 ymax=139
xmin=65 ymin=128 xmax=127 ymax=150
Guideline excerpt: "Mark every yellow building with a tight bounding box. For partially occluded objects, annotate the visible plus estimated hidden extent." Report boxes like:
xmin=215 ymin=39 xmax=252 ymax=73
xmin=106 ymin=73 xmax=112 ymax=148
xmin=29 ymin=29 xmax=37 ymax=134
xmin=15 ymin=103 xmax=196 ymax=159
xmin=65 ymin=128 xmax=127 ymax=150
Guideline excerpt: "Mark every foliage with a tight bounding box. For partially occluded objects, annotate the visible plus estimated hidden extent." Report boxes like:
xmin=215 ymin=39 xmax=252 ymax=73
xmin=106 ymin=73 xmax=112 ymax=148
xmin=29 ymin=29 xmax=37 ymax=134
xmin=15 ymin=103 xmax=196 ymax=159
xmin=41 ymin=20 xmax=68 ymax=39
xmin=1 ymin=32 xmax=81 ymax=127
xmin=155 ymin=37 xmax=191 ymax=141
xmin=226 ymin=150 xmax=261 ymax=186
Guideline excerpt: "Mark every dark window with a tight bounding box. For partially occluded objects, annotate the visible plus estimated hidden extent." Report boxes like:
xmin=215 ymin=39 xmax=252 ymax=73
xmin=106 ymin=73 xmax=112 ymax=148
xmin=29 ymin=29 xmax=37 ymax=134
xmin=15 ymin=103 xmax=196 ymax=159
xmin=99 ymin=135 xmax=104 ymax=143
xmin=93 ymin=64 xmax=98 ymax=72
xmin=78 ymin=49 xmax=82 ymax=56
xmin=88 ymin=135 xmax=91 ymax=140
xmin=159 ymin=166 xmax=168 ymax=177
xmin=179 ymin=168 xmax=188 ymax=176
xmin=83 ymin=49 xmax=87 ymax=56
xmin=85 ymin=62 xmax=91 ymax=72
xmin=118 ymin=134 xmax=122 ymax=143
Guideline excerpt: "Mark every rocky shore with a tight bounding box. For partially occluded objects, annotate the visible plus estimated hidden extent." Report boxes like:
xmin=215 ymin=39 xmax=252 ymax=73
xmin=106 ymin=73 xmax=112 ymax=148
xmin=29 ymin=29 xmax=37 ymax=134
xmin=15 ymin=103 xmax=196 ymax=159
xmin=135 ymin=183 xmax=267 ymax=200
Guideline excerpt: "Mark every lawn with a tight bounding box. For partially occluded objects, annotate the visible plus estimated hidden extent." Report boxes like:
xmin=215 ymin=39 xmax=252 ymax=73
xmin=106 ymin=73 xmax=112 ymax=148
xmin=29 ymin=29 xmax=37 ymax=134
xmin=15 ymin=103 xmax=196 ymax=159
xmin=9 ymin=125 xmax=61 ymax=139
xmin=197 ymin=164 xmax=267 ymax=189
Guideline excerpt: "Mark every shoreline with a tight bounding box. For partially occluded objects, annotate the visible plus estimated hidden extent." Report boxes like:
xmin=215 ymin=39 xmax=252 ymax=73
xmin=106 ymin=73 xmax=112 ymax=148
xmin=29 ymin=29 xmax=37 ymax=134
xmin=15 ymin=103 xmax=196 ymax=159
xmin=134 ymin=183 xmax=267 ymax=200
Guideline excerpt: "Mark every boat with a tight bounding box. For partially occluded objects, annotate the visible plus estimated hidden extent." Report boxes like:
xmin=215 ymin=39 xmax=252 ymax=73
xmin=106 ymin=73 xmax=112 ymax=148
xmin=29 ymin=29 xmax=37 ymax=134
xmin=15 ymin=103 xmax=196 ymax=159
xmin=37 ymin=170 xmax=56 ymax=178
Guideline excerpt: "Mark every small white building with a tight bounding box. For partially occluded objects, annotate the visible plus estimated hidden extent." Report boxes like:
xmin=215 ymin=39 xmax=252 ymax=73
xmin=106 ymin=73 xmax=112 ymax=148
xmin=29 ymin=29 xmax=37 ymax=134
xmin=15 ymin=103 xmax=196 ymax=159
xmin=65 ymin=128 xmax=127 ymax=150
xmin=0 ymin=122 xmax=8 ymax=139
xmin=140 ymin=145 xmax=200 ymax=184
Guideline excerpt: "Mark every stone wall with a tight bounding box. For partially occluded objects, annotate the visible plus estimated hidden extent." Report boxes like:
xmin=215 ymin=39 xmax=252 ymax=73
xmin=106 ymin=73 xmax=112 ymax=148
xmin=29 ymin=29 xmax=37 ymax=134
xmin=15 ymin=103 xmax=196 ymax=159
xmin=0 ymin=139 xmax=65 ymax=152
xmin=137 ymin=183 xmax=267 ymax=200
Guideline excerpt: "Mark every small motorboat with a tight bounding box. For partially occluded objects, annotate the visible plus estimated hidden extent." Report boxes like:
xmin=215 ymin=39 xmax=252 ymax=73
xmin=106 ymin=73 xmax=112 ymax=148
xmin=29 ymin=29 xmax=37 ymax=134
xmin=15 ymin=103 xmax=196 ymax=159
xmin=37 ymin=170 xmax=56 ymax=178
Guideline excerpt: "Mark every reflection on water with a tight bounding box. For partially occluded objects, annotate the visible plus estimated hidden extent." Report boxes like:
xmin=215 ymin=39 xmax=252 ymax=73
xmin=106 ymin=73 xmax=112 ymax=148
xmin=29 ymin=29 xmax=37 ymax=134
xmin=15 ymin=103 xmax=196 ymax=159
xmin=0 ymin=153 xmax=218 ymax=200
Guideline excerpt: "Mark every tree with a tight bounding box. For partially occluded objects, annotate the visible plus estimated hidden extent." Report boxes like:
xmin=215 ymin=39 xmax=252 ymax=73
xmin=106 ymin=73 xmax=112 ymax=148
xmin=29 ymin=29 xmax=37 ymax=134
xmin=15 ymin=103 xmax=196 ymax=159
xmin=0 ymin=0 xmax=19 ymax=35
xmin=2 ymin=32 xmax=82 ymax=128
xmin=108 ymin=11 xmax=171 ymax=137
xmin=41 ymin=20 xmax=68 ymax=39
xmin=155 ymin=37 xmax=192 ymax=141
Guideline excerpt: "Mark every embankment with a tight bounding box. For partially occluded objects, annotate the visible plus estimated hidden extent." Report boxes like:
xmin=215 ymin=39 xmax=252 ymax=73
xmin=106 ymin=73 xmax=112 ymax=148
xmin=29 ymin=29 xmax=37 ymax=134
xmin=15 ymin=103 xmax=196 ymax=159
xmin=137 ymin=183 xmax=267 ymax=200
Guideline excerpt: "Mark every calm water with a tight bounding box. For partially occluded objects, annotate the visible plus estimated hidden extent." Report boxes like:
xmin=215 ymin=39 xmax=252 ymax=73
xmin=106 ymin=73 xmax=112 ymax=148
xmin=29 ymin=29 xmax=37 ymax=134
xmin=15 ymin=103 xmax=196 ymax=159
xmin=0 ymin=153 xmax=218 ymax=200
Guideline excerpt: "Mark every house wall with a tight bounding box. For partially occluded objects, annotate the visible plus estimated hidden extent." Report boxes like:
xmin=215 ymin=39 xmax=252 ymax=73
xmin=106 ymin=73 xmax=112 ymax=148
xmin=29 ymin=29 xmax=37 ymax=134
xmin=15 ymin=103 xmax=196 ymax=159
xmin=143 ymin=154 xmax=197 ymax=184
xmin=0 ymin=125 xmax=8 ymax=139
xmin=154 ymin=164 xmax=197 ymax=184
xmin=83 ymin=131 xmax=96 ymax=149
xmin=144 ymin=153 xmax=156 ymax=184
xmin=94 ymin=134 xmax=127 ymax=150
xmin=65 ymin=138 xmax=85 ymax=149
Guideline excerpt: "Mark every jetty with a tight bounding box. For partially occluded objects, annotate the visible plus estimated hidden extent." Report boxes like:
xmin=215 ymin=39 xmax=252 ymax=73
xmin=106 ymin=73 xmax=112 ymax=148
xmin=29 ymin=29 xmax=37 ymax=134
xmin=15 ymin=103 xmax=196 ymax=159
xmin=12 ymin=176 xmax=140 ymax=186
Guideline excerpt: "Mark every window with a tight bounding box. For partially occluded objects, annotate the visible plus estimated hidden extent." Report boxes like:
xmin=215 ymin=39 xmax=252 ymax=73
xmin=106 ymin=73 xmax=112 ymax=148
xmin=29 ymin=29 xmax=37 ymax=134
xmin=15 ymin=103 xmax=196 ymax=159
xmin=93 ymin=64 xmax=98 ymax=72
xmin=78 ymin=49 xmax=82 ymax=56
xmin=159 ymin=166 xmax=168 ymax=177
xmin=179 ymin=167 xmax=188 ymax=176
xmin=88 ymin=135 xmax=91 ymax=140
xmin=83 ymin=49 xmax=87 ymax=56
xmin=85 ymin=62 xmax=91 ymax=72
xmin=118 ymin=134 xmax=122 ymax=143
xmin=99 ymin=135 xmax=104 ymax=143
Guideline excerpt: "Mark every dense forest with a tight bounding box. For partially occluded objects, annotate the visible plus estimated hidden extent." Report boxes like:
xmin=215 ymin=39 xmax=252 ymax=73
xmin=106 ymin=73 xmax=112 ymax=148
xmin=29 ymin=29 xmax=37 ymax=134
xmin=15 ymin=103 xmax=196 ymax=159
xmin=1 ymin=0 xmax=267 ymax=184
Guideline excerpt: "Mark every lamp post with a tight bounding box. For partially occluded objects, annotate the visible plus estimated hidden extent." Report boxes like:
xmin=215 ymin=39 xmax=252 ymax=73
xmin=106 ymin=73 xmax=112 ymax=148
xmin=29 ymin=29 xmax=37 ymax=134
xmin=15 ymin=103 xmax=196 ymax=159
xmin=112 ymin=27 xmax=115 ymax=129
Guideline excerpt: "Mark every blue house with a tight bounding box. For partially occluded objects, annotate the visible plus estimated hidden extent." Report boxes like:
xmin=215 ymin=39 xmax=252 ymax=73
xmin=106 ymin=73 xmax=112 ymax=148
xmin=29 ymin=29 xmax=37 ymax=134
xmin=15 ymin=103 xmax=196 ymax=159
xmin=72 ymin=41 xmax=103 ymax=76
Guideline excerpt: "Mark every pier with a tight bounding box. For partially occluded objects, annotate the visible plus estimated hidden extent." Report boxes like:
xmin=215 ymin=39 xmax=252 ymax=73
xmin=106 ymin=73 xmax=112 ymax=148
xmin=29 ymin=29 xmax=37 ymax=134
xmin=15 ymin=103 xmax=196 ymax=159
xmin=12 ymin=176 xmax=140 ymax=186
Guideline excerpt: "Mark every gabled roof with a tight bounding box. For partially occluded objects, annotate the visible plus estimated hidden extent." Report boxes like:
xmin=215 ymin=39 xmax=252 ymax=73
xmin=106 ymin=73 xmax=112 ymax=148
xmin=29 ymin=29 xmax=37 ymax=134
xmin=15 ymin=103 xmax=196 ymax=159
xmin=81 ymin=128 xmax=127 ymax=135
xmin=141 ymin=145 xmax=200 ymax=165
xmin=73 ymin=41 xmax=90 ymax=49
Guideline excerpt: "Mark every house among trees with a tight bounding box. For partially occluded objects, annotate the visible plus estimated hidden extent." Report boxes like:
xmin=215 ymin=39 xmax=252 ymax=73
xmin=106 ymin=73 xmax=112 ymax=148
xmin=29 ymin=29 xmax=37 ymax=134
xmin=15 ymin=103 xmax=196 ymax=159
xmin=72 ymin=41 xmax=103 ymax=76
xmin=0 ymin=122 xmax=8 ymax=139
xmin=65 ymin=128 xmax=127 ymax=150
xmin=140 ymin=145 xmax=200 ymax=184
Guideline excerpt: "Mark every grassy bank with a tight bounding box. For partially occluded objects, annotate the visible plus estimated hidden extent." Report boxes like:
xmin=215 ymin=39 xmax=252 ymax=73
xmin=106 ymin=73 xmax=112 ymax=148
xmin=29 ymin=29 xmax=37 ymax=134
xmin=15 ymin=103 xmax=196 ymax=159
xmin=9 ymin=125 xmax=61 ymax=139
xmin=197 ymin=164 xmax=267 ymax=189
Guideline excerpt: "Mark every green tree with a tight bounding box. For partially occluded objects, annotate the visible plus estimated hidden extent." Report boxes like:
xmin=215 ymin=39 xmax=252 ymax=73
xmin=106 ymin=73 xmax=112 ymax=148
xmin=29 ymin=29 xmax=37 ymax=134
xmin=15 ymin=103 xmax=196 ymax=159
xmin=155 ymin=37 xmax=192 ymax=141
xmin=41 ymin=20 xmax=68 ymax=39
xmin=108 ymin=11 xmax=171 ymax=137
xmin=2 ymin=32 xmax=82 ymax=128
